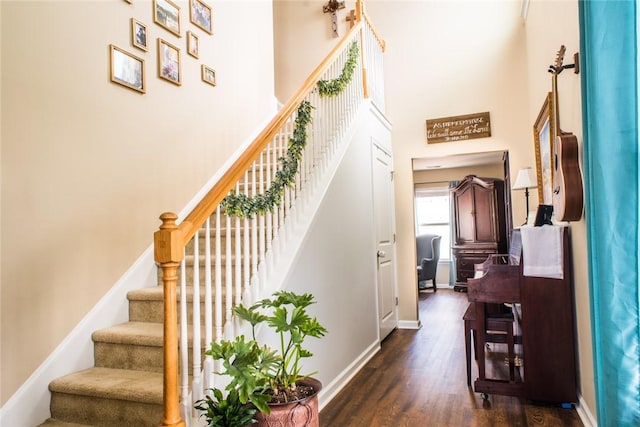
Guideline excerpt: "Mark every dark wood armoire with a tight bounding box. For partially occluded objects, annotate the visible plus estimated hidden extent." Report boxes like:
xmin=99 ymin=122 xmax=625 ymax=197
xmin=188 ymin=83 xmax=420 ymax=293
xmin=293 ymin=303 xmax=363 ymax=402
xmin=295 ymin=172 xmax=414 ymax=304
xmin=452 ymin=175 xmax=507 ymax=292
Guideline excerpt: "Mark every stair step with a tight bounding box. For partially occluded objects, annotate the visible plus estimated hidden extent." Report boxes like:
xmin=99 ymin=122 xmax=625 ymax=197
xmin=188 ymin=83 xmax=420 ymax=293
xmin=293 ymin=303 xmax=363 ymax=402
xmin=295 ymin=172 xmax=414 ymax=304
xmin=38 ymin=419 xmax=93 ymax=427
xmin=48 ymin=367 xmax=163 ymax=426
xmin=128 ymin=286 xmax=238 ymax=323
xmin=92 ymin=322 xmax=164 ymax=373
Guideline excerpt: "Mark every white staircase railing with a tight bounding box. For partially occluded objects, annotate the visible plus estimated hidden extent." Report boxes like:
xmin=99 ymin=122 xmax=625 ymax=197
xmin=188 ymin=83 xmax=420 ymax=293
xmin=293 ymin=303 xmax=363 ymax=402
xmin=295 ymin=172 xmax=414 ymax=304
xmin=153 ymin=2 xmax=386 ymax=426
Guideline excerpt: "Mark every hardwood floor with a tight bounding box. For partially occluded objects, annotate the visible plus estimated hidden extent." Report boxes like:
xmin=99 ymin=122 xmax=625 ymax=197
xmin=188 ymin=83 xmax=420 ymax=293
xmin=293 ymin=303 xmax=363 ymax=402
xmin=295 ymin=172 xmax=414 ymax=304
xmin=319 ymin=289 xmax=583 ymax=426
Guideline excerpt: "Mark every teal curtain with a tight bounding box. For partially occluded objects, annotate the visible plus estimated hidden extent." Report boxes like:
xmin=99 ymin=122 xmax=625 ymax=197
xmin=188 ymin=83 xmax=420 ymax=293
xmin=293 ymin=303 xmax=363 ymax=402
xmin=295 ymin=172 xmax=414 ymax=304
xmin=580 ymin=1 xmax=640 ymax=425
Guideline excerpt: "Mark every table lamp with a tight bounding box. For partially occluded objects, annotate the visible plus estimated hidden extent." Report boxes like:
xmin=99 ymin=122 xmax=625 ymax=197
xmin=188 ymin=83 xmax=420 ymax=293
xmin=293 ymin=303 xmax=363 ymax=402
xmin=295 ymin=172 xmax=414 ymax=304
xmin=512 ymin=167 xmax=538 ymax=225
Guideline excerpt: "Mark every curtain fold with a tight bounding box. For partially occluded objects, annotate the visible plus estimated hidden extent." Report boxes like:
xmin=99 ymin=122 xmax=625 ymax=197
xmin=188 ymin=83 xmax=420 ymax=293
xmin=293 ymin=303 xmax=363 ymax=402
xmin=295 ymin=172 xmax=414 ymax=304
xmin=580 ymin=1 xmax=640 ymax=425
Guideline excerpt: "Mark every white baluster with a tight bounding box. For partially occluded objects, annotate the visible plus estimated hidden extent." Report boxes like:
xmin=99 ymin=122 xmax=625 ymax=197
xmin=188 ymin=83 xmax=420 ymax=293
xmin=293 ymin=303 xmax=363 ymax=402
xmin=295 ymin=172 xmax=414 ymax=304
xmin=224 ymin=212 xmax=233 ymax=339
xmin=191 ymin=231 xmax=202 ymax=405
xmin=203 ymin=218 xmax=213 ymax=389
xmin=214 ymin=208 xmax=222 ymax=343
xmin=242 ymin=170 xmax=252 ymax=305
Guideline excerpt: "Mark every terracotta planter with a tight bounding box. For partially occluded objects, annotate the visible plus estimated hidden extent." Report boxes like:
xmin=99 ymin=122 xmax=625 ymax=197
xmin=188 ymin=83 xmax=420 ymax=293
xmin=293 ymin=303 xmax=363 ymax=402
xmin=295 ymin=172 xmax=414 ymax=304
xmin=255 ymin=378 xmax=322 ymax=427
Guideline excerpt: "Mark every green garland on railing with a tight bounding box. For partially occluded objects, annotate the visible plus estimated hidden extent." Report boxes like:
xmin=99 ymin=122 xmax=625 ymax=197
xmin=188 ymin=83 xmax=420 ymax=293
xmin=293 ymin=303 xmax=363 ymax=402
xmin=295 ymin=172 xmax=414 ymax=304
xmin=221 ymin=41 xmax=360 ymax=218
xmin=317 ymin=42 xmax=360 ymax=97
xmin=221 ymin=101 xmax=313 ymax=218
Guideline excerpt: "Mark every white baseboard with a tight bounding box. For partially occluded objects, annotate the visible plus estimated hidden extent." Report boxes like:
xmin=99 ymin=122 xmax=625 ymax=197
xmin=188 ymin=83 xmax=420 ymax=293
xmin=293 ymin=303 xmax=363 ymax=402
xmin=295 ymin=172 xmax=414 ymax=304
xmin=575 ymin=393 xmax=598 ymax=427
xmin=317 ymin=340 xmax=380 ymax=411
xmin=398 ymin=320 xmax=421 ymax=330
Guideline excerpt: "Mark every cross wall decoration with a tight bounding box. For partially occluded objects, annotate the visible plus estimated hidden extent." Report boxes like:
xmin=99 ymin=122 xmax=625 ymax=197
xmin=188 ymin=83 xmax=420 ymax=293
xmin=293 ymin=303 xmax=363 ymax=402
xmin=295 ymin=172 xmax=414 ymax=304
xmin=323 ymin=0 xmax=346 ymax=38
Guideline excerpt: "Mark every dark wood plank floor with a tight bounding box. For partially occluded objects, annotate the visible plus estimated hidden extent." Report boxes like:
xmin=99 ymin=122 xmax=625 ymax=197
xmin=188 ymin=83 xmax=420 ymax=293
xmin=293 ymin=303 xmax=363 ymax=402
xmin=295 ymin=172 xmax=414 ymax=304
xmin=319 ymin=289 xmax=583 ymax=426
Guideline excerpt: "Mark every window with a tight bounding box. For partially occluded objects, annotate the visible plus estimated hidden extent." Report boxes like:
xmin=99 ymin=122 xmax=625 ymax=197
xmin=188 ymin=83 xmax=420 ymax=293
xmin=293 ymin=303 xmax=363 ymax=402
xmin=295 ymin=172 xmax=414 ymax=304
xmin=414 ymin=185 xmax=451 ymax=261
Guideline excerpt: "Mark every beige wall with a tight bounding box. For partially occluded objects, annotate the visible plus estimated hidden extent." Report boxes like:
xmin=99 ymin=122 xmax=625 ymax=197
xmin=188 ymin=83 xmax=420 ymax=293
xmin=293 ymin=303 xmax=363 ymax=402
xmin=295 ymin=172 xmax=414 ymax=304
xmin=0 ymin=0 xmax=275 ymax=404
xmin=523 ymin=0 xmax=594 ymax=417
xmin=274 ymin=0 xmax=358 ymax=102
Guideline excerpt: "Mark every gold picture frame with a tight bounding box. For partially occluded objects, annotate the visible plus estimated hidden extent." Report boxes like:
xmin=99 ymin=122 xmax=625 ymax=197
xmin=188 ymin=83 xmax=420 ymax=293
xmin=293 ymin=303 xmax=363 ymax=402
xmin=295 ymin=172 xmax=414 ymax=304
xmin=533 ymin=92 xmax=555 ymax=205
xmin=154 ymin=0 xmax=181 ymax=37
xmin=109 ymin=44 xmax=145 ymax=94
xmin=158 ymin=38 xmax=181 ymax=86
xmin=131 ymin=18 xmax=148 ymax=51
xmin=187 ymin=31 xmax=199 ymax=59
xmin=201 ymin=64 xmax=216 ymax=86
xmin=190 ymin=0 xmax=213 ymax=35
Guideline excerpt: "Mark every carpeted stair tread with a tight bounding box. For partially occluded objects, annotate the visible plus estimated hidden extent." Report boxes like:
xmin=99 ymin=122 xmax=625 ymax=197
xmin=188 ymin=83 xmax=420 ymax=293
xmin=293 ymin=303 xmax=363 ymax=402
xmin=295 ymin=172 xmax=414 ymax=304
xmin=38 ymin=418 xmax=93 ymax=427
xmin=128 ymin=285 xmax=226 ymax=301
xmin=49 ymin=367 xmax=163 ymax=404
xmin=92 ymin=321 xmax=163 ymax=346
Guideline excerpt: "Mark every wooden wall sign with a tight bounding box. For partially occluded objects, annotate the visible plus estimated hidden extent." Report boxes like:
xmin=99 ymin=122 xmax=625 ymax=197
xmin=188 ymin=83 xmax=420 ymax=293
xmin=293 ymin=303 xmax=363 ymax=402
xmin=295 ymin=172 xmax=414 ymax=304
xmin=426 ymin=112 xmax=491 ymax=144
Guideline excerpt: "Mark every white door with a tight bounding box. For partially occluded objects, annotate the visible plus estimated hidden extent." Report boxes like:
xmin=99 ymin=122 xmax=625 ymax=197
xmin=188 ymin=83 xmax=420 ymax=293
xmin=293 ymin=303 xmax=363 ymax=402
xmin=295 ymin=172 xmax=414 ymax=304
xmin=372 ymin=142 xmax=398 ymax=340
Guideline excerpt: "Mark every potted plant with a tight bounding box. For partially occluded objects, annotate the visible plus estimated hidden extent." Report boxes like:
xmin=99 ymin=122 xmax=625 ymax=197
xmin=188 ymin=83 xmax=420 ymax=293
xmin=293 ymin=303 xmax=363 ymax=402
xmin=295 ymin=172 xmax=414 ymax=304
xmin=196 ymin=291 xmax=327 ymax=427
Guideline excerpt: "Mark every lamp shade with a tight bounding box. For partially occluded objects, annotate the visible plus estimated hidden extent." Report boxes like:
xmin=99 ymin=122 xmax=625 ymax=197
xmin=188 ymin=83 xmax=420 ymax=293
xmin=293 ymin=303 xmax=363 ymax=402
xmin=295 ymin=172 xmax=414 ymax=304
xmin=512 ymin=167 xmax=538 ymax=190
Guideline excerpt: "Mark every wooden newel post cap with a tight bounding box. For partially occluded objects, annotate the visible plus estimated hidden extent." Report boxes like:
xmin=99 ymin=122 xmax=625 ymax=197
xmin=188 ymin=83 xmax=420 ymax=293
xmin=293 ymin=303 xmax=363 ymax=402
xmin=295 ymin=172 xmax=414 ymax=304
xmin=154 ymin=212 xmax=184 ymax=264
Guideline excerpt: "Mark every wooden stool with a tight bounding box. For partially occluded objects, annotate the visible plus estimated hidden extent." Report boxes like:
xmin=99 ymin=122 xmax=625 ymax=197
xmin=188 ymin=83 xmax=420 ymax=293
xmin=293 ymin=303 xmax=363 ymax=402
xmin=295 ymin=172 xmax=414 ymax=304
xmin=463 ymin=303 xmax=517 ymax=387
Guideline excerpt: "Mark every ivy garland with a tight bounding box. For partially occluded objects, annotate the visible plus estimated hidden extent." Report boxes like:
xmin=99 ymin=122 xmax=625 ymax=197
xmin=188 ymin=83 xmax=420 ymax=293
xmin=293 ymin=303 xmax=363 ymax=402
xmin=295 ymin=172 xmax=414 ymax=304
xmin=317 ymin=42 xmax=360 ymax=97
xmin=221 ymin=41 xmax=360 ymax=218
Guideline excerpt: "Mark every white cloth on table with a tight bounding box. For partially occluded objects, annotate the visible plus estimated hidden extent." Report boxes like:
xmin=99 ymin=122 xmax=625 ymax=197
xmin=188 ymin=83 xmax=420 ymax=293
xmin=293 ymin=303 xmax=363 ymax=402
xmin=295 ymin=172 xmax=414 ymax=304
xmin=520 ymin=225 xmax=564 ymax=279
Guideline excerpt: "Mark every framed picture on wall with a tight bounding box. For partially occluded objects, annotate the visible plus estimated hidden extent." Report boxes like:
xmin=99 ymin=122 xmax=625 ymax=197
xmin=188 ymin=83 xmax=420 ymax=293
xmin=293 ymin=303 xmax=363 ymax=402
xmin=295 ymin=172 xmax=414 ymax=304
xmin=154 ymin=0 xmax=181 ymax=37
xmin=131 ymin=18 xmax=148 ymax=51
xmin=201 ymin=64 xmax=216 ymax=86
xmin=533 ymin=92 xmax=555 ymax=205
xmin=158 ymin=38 xmax=181 ymax=86
xmin=109 ymin=44 xmax=145 ymax=93
xmin=190 ymin=0 xmax=213 ymax=35
xmin=187 ymin=31 xmax=199 ymax=58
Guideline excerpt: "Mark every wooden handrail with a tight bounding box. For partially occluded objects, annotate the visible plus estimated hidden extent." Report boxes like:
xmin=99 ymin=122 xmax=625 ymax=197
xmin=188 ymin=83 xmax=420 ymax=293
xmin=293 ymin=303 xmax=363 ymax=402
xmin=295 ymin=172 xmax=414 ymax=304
xmin=177 ymin=22 xmax=365 ymax=245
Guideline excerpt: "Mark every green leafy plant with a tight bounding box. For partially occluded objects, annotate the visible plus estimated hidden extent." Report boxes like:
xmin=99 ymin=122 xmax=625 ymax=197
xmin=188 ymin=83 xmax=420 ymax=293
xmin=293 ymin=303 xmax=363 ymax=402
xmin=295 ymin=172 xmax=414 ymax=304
xmin=235 ymin=291 xmax=328 ymax=391
xmin=221 ymin=101 xmax=313 ymax=218
xmin=194 ymin=388 xmax=257 ymax=427
xmin=202 ymin=291 xmax=327 ymax=415
xmin=205 ymin=335 xmax=280 ymax=414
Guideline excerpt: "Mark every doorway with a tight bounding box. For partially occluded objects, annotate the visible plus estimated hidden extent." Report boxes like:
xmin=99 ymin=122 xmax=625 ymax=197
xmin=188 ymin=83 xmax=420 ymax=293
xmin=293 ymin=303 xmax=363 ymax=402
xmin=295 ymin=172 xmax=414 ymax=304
xmin=373 ymin=142 xmax=398 ymax=340
xmin=412 ymin=151 xmax=512 ymax=295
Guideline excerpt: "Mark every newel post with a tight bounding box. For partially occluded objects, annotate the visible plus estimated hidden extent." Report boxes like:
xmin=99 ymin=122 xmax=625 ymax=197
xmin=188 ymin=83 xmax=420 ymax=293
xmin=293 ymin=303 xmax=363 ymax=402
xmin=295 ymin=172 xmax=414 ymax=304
xmin=154 ymin=212 xmax=186 ymax=427
xmin=356 ymin=0 xmax=369 ymax=99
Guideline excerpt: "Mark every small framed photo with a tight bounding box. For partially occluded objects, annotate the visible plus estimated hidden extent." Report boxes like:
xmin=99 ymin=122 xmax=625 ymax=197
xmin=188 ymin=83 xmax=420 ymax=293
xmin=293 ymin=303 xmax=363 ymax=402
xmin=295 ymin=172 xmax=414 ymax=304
xmin=533 ymin=92 xmax=555 ymax=205
xmin=187 ymin=31 xmax=199 ymax=58
xmin=131 ymin=18 xmax=148 ymax=51
xmin=201 ymin=64 xmax=216 ymax=86
xmin=158 ymin=38 xmax=181 ymax=86
xmin=190 ymin=0 xmax=213 ymax=35
xmin=154 ymin=0 xmax=181 ymax=37
xmin=109 ymin=44 xmax=145 ymax=93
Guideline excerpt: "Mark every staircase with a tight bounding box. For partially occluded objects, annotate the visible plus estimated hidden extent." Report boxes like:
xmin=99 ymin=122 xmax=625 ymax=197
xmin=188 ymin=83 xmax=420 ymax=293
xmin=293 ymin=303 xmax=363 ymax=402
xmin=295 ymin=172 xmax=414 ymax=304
xmin=40 ymin=283 xmax=178 ymax=424
xmin=36 ymin=5 xmax=385 ymax=425
xmin=41 ymin=209 xmax=256 ymax=425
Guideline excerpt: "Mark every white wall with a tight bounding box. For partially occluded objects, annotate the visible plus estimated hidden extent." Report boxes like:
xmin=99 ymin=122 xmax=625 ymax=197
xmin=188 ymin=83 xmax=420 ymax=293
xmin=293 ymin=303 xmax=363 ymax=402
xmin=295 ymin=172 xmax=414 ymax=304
xmin=279 ymin=105 xmax=390 ymax=404
xmin=0 ymin=0 xmax=275 ymax=404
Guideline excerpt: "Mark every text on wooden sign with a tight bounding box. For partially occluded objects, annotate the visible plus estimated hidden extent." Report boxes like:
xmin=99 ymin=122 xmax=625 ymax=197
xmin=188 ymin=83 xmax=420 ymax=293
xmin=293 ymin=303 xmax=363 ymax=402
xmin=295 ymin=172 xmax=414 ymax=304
xmin=426 ymin=112 xmax=491 ymax=144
